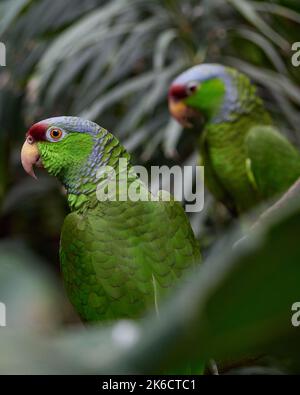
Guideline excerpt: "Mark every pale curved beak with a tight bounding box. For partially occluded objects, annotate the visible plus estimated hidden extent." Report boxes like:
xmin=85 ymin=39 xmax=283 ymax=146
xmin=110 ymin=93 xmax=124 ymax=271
xmin=169 ymin=99 xmax=194 ymax=128
xmin=169 ymin=100 xmax=188 ymax=123
xmin=21 ymin=139 xmax=40 ymax=180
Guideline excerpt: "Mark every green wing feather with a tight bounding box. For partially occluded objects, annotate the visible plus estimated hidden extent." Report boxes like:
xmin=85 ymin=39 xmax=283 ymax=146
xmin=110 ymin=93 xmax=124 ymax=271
xmin=245 ymin=125 xmax=300 ymax=200
xmin=199 ymin=133 xmax=238 ymax=215
xmin=60 ymin=197 xmax=200 ymax=322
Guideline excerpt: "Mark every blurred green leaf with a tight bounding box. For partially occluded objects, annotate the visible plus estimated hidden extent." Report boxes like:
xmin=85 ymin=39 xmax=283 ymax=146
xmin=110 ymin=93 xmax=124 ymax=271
xmin=227 ymin=0 xmax=290 ymax=51
xmin=2 ymin=195 xmax=300 ymax=373
xmin=0 ymin=240 xmax=64 ymax=333
xmin=236 ymin=28 xmax=288 ymax=75
xmin=252 ymin=1 xmax=300 ymax=24
xmin=0 ymin=0 xmax=30 ymax=36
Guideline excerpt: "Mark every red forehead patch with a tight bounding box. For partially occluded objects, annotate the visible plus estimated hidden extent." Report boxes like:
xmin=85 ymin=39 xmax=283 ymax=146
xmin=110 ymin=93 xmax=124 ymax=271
xmin=168 ymin=84 xmax=189 ymax=101
xmin=26 ymin=122 xmax=48 ymax=142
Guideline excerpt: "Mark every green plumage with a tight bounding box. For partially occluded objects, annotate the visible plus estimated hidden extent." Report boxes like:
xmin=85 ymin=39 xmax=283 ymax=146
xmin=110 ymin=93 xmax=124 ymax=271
xmin=199 ymin=105 xmax=300 ymax=214
xmin=29 ymin=117 xmax=200 ymax=322
xmin=60 ymin=197 xmax=199 ymax=322
xmin=170 ymin=64 xmax=300 ymax=214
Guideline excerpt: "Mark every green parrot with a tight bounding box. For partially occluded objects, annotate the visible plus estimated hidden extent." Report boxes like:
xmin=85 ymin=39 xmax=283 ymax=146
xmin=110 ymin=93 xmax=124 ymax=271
xmin=21 ymin=116 xmax=200 ymax=323
xmin=168 ymin=64 xmax=300 ymax=215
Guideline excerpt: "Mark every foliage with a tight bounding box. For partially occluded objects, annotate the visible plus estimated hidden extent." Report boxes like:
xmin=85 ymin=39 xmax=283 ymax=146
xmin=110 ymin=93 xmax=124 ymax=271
xmin=1 ymin=0 xmax=300 ymax=242
xmin=1 ymin=195 xmax=300 ymax=373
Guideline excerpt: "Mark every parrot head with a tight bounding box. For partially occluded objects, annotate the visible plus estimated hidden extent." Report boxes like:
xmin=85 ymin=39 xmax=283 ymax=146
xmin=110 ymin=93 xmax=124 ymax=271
xmin=168 ymin=64 xmax=232 ymax=129
xmin=21 ymin=117 xmax=98 ymax=181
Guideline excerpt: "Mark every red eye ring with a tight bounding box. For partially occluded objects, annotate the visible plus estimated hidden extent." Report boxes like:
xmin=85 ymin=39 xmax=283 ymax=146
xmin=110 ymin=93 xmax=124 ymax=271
xmin=49 ymin=128 xmax=63 ymax=140
xmin=27 ymin=135 xmax=34 ymax=145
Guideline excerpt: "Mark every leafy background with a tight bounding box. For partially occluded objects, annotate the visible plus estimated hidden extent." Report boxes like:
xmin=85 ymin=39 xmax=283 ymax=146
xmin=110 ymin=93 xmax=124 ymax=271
xmin=0 ymin=0 xmax=300 ymax=374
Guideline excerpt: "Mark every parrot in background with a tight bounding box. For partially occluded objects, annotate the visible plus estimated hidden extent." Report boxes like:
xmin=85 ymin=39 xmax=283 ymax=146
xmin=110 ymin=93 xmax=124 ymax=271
xmin=21 ymin=116 xmax=200 ymax=323
xmin=168 ymin=64 xmax=300 ymax=215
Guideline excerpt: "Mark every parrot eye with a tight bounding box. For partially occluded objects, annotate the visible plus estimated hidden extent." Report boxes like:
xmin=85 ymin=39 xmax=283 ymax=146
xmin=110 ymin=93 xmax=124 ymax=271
xmin=46 ymin=127 xmax=66 ymax=142
xmin=186 ymin=81 xmax=199 ymax=95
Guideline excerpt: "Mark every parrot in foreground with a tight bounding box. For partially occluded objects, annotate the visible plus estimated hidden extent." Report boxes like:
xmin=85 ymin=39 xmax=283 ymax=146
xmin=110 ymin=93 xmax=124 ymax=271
xmin=21 ymin=116 xmax=200 ymax=323
xmin=168 ymin=64 xmax=300 ymax=215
